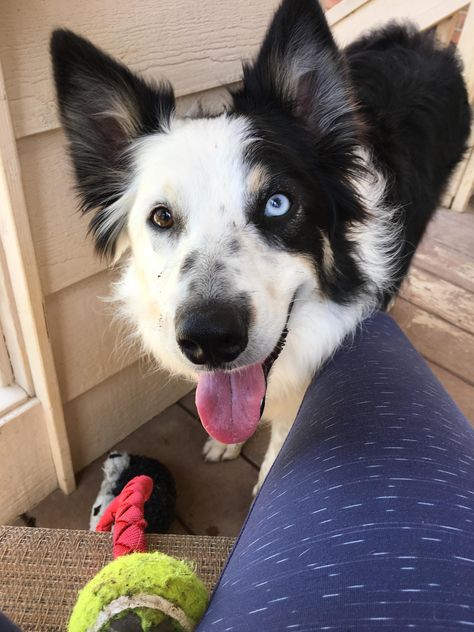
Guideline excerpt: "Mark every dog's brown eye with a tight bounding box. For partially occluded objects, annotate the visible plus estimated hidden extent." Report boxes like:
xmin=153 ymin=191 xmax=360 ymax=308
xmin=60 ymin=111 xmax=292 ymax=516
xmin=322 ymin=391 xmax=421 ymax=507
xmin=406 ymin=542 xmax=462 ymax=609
xmin=150 ymin=205 xmax=174 ymax=230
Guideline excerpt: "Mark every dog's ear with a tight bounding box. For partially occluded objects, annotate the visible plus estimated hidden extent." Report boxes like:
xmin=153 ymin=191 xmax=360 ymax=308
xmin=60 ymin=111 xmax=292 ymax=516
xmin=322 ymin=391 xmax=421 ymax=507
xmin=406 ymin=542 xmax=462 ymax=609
xmin=50 ymin=29 xmax=175 ymax=258
xmin=234 ymin=0 xmax=365 ymax=229
xmin=235 ymin=0 xmax=357 ymax=138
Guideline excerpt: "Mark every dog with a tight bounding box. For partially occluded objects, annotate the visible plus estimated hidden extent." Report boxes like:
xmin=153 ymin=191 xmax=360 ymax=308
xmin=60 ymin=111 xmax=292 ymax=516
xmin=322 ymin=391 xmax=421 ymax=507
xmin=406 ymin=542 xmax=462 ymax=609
xmin=51 ymin=0 xmax=470 ymax=493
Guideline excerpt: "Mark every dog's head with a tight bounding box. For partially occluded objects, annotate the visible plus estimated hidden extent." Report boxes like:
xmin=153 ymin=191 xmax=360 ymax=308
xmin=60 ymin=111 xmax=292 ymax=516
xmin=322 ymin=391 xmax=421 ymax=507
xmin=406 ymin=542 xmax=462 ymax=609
xmin=51 ymin=0 xmax=388 ymax=444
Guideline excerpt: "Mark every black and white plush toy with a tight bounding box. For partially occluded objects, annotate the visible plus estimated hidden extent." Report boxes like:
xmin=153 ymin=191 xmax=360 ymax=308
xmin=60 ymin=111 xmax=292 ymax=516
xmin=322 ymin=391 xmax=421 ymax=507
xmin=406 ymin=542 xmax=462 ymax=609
xmin=90 ymin=452 xmax=177 ymax=533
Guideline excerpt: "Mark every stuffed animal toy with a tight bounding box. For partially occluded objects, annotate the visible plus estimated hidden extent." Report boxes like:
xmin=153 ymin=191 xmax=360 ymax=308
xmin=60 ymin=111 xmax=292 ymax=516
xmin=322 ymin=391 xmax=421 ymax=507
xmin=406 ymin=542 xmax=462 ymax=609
xmin=70 ymin=475 xmax=208 ymax=632
xmin=90 ymin=452 xmax=176 ymax=534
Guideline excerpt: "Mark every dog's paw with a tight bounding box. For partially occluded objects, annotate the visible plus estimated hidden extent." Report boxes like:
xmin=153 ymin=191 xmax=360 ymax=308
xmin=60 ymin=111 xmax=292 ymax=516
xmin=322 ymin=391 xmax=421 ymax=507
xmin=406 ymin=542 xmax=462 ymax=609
xmin=202 ymin=437 xmax=243 ymax=462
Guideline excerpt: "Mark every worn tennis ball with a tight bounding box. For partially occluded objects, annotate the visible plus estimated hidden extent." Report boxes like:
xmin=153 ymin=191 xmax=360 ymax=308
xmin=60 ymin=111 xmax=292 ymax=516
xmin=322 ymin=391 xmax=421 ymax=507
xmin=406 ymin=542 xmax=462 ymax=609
xmin=68 ymin=552 xmax=208 ymax=632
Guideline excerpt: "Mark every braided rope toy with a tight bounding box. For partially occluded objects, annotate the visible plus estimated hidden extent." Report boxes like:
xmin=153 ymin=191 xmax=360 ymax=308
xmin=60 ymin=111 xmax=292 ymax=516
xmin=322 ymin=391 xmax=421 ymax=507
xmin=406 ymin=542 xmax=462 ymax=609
xmin=68 ymin=476 xmax=208 ymax=632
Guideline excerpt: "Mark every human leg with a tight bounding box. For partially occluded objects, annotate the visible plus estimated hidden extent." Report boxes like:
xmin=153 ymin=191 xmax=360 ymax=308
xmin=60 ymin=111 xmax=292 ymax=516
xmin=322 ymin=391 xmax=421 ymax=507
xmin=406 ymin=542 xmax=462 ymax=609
xmin=197 ymin=312 xmax=474 ymax=631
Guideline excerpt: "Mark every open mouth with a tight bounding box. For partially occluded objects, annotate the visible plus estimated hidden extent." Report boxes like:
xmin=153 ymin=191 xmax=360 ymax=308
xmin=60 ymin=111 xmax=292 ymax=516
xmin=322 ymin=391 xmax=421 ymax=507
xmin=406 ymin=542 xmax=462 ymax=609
xmin=195 ymin=299 xmax=295 ymax=444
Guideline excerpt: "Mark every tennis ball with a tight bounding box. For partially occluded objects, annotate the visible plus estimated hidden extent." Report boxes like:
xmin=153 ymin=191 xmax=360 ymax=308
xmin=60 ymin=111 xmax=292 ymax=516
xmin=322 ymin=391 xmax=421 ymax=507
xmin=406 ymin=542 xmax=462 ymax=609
xmin=68 ymin=552 xmax=208 ymax=632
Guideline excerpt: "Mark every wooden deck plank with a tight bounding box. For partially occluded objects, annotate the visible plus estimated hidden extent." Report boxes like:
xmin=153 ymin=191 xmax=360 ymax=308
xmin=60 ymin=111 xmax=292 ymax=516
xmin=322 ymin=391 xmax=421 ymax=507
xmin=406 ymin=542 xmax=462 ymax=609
xmin=400 ymin=267 xmax=474 ymax=334
xmin=424 ymin=207 xmax=474 ymax=257
xmin=414 ymin=240 xmax=474 ymax=293
xmin=390 ymin=298 xmax=473 ymax=384
xmin=427 ymin=362 xmax=473 ymax=422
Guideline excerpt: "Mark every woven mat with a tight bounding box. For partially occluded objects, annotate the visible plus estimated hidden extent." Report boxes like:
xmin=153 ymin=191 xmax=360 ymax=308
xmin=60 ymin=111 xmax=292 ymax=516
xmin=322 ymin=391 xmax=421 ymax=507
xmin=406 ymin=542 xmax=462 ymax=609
xmin=0 ymin=526 xmax=234 ymax=632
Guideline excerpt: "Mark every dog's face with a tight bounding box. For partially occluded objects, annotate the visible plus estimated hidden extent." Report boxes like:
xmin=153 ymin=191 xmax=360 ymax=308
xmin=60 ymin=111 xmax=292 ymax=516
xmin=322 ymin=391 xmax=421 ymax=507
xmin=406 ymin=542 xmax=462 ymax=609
xmin=122 ymin=115 xmax=310 ymax=376
xmin=51 ymin=0 xmax=386 ymax=444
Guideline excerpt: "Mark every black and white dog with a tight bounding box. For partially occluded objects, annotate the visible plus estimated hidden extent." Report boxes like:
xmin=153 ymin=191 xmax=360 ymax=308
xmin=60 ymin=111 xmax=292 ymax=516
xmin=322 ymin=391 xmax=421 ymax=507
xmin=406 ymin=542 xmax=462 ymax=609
xmin=51 ymin=0 xmax=470 ymax=491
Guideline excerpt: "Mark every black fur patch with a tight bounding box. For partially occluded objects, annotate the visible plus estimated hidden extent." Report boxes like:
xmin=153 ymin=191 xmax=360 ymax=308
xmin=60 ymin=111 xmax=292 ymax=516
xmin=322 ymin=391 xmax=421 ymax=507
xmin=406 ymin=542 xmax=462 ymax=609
xmin=346 ymin=23 xmax=470 ymax=296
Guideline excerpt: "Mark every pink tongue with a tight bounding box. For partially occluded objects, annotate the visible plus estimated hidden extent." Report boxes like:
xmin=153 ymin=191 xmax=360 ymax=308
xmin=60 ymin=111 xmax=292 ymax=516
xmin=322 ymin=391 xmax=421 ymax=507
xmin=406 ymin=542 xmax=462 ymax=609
xmin=195 ymin=364 xmax=266 ymax=444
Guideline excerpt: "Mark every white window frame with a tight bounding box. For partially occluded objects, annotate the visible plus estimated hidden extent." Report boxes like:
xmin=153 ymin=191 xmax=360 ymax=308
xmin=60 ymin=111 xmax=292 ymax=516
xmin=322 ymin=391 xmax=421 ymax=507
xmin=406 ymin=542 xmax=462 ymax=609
xmin=0 ymin=325 xmax=13 ymax=388
xmin=0 ymin=59 xmax=75 ymax=493
xmin=0 ymin=341 xmax=28 ymax=416
xmin=0 ymin=242 xmax=32 ymax=416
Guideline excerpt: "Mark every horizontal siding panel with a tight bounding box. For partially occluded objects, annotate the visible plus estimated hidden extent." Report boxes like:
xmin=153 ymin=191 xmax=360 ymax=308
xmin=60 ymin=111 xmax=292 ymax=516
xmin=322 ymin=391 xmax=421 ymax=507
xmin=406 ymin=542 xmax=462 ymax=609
xmin=18 ymin=129 xmax=100 ymax=296
xmin=64 ymin=361 xmax=191 ymax=471
xmin=45 ymin=269 xmax=139 ymax=403
xmin=1 ymin=0 xmax=280 ymax=139
xmin=0 ymin=399 xmax=57 ymax=523
xmin=18 ymin=85 xmax=234 ymax=296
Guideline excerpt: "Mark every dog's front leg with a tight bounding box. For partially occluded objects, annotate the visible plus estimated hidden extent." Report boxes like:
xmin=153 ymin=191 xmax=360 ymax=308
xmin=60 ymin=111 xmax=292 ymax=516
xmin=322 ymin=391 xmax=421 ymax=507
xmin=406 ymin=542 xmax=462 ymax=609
xmin=253 ymin=419 xmax=292 ymax=496
xmin=202 ymin=437 xmax=244 ymax=462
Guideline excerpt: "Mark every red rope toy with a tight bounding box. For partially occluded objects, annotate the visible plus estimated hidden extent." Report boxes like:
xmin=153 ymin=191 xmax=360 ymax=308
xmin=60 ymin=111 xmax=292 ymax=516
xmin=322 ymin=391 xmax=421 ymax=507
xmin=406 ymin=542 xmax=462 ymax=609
xmin=96 ymin=475 xmax=153 ymax=558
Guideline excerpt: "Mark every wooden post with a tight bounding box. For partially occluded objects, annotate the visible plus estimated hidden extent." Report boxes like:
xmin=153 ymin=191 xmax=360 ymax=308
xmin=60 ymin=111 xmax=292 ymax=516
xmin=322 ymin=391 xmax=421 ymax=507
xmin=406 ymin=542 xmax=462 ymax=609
xmin=0 ymin=60 xmax=75 ymax=493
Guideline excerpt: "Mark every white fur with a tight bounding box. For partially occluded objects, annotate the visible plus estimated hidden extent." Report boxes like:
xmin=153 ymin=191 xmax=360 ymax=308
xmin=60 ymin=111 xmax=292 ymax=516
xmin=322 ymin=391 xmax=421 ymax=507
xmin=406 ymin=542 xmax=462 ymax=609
xmin=89 ymin=452 xmax=130 ymax=530
xmin=108 ymin=113 xmax=398 ymax=491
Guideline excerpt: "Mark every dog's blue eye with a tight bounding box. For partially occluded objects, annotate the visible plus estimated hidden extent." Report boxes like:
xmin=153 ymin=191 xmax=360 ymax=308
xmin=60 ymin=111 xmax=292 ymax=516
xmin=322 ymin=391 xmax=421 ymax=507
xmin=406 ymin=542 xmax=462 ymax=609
xmin=264 ymin=194 xmax=291 ymax=217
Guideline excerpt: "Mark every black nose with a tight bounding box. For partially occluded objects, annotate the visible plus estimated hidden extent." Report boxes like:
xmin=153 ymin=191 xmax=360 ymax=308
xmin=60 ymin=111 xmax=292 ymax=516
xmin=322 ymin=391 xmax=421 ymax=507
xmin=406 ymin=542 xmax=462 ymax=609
xmin=176 ymin=302 xmax=249 ymax=366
